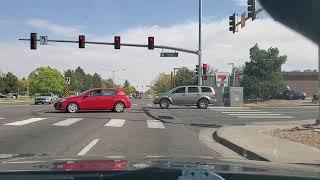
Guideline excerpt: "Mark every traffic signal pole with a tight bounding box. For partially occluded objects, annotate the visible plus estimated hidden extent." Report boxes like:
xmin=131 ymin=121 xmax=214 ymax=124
xmin=18 ymin=39 xmax=199 ymax=55
xmin=198 ymin=0 xmax=203 ymax=86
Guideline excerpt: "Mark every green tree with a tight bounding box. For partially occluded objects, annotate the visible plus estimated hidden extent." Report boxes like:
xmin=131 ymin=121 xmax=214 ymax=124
xmin=91 ymin=73 xmax=102 ymax=88
xmin=3 ymin=72 xmax=19 ymax=94
xmin=103 ymin=78 xmax=115 ymax=88
xmin=241 ymin=44 xmax=287 ymax=100
xmin=123 ymin=80 xmax=130 ymax=88
xmin=175 ymin=67 xmax=197 ymax=87
xmin=18 ymin=77 xmax=28 ymax=95
xmin=28 ymin=67 xmax=64 ymax=94
xmin=150 ymin=73 xmax=172 ymax=93
xmin=124 ymin=86 xmax=136 ymax=94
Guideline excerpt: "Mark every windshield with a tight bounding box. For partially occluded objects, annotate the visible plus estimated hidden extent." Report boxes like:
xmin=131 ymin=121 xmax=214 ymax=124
xmin=0 ymin=0 xmax=320 ymax=174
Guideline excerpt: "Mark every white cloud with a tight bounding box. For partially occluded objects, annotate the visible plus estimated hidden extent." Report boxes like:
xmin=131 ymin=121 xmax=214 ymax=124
xmin=231 ymin=0 xmax=247 ymax=6
xmin=26 ymin=18 xmax=83 ymax=38
xmin=0 ymin=17 xmax=317 ymax=91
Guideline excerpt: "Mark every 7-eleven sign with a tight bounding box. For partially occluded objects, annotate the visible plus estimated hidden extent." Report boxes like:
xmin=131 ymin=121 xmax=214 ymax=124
xmin=215 ymin=72 xmax=229 ymax=88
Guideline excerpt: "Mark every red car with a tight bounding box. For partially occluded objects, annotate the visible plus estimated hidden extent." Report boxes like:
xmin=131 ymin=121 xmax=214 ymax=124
xmin=54 ymin=88 xmax=131 ymax=113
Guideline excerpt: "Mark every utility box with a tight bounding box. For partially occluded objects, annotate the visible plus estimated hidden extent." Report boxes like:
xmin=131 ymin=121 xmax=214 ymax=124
xmin=214 ymin=87 xmax=224 ymax=106
xmin=230 ymin=87 xmax=243 ymax=107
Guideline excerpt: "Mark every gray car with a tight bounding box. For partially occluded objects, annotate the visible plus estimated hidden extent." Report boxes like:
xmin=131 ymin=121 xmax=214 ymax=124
xmin=35 ymin=93 xmax=58 ymax=104
xmin=153 ymin=86 xmax=215 ymax=109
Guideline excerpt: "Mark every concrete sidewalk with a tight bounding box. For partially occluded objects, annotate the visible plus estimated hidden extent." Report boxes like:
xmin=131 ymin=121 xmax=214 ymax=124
xmin=214 ymin=120 xmax=320 ymax=164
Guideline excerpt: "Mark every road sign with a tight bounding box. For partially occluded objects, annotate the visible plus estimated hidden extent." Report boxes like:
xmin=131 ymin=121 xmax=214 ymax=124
xmin=40 ymin=36 xmax=48 ymax=45
xmin=160 ymin=52 xmax=178 ymax=57
xmin=64 ymin=77 xmax=70 ymax=85
xmin=215 ymin=72 xmax=229 ymax=88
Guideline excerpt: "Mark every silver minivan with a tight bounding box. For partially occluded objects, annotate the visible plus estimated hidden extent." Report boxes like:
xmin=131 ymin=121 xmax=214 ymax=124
xmin=153 ymin=86 xmax=215 ymax=109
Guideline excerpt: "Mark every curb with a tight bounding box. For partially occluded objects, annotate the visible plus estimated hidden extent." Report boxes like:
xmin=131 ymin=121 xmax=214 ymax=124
xmin=212 ymin=130 xmax=269 ymax=162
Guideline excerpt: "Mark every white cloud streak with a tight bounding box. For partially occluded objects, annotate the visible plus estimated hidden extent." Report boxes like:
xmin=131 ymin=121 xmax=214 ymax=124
xmin=26 ymin=18 xmax=82 ymax=38
xmin=0 ymin=17 xmax=317 ymax=91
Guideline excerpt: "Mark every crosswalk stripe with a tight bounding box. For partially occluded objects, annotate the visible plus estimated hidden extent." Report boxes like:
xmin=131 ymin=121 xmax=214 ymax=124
xmin=208 ymin=107 xmax=250 ymax=109
xmin=77 ymin=139 xmax=99 ymax=156
xmin=221 ymin=111 xmax=269 ymax=114
xmin=4 ymin=118 xmax=47 ymax=126
xmin=147 ymin=120 xmax=165 ymax=129
xmin=0 ymin=118 xmax=4 ymax=120
xmin=104 ymin=119 xmax=126 ymax=127
xmin=213 ymin=109 xmax=259 ymax=112
xmin=229 ymin=113 xmax=283 ymax=116
xmin=52 ymin=118 xmax=83 ymax=126
xmin=237 ymin=116 xmax=293 ymax=119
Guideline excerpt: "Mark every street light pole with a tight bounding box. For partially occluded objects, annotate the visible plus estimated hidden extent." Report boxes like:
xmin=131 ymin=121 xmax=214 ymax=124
xmin=318 ymin=45 xmax=320 ymax=124
xmin=111 ymin=68 xmax=126 ymax=88
xmin=228 ymin=63 xmax=235 ymax=87
xmin=198 ymin=0 xmax=203 ymax=86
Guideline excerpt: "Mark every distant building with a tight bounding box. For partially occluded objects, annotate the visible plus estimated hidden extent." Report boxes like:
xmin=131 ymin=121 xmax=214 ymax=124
xmin=282 ymin=71 xmax=318 ymax=97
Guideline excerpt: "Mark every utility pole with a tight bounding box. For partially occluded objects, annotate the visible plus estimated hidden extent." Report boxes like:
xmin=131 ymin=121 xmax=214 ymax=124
xmin=198 ymin=0 xmax=203 ymax=86
xmin=316 ymin=44 xmax=320 ymax=124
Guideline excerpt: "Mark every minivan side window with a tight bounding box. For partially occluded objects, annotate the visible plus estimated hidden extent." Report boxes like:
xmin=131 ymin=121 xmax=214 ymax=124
xmin=201 ymin=87 xmax=212 ymax=93
xmin=173 ymin=87 xmax=185 ymax=94
xmin=188 ymin=87 xmax=199 ymax=93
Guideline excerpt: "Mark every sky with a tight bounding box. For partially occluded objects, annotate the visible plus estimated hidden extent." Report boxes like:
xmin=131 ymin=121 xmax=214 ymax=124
xmin=0 ymin=0 xmax=317 ymax=91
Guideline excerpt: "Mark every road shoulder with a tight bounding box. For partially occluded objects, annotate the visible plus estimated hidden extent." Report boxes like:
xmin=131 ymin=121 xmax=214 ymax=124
xmin=214 ymin=120 xmax=320 ymax=164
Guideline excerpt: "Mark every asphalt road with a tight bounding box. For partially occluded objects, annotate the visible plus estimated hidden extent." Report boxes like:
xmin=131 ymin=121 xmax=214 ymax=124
xmin=0 ymin=99 xmax=317 ymax=161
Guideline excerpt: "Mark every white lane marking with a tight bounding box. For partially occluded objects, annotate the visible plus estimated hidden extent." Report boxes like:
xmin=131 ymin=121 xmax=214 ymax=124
xmin=229 ymin=114 xmax=283 ymax=116
xmin=208 ymin=107 xmax=249 ymax=109
xmin=213 ymin=109 xmax=259 ymax=112
xmin=77 ymin=139 xmax=99 ymax=156
xmin=106 ymin=156 xmax=125 ymax=159
xmin=52 ymin=118 xmax=83 ymax=126
xmin=104 ymin=119 xmax=126 ymax=127
xmin=4 ymin=118 xmax=46 ymax=126
xmin=0 ymin=118 xmax=4 ymax=120
xmin=221 ymin=111 xmax=270 ymax=114
xmin=146 ymin=104 xmax=153 ymax=107
xmin=237 ymin=116 xmax=293 ymax=119
xmin=132 ymin=104 xmax=138 ymax=106
xmin=147 ymin=120 xmax=165 ymax=129
xmin=145 ymin=155 xmax=165 ymax=158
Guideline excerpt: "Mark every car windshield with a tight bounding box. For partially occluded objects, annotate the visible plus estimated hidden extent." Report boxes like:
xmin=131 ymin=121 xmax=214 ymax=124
xmin=0 ymin=0 xmax=320 ymax=175
xmin=39 ymin=93 xmax=51 ymax=96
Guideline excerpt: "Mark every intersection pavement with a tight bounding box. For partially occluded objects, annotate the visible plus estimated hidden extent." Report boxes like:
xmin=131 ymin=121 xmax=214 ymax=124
xmin=0 ymin=99 xmax=317 ymax=161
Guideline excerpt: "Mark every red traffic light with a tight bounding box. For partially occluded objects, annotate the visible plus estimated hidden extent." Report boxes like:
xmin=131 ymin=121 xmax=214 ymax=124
xmin=114 ymin=36 xmax=120 ymax=49
xmin=79 ymin=35 xmax=85 ymax=48
xmin=148 ymin=36 xmax=154 ymax=50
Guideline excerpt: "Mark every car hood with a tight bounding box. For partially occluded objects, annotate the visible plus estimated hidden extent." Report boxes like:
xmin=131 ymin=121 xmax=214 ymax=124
xmin=0 ymin=154 xmax=318 ymax=177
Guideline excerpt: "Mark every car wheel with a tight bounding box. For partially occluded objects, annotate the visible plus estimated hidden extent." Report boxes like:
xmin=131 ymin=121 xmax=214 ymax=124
xmin=197 ymin=98 xmax=209 ymax=109
xmin=35 ymin=102 xmax=38 ymax=105
xmin=159 ymin=99 xmax=170 ymax=109
xmin=114 ymin=102 xmax=125 ymax=113
xmin=67 ymin=103 xmax=79 ymax=113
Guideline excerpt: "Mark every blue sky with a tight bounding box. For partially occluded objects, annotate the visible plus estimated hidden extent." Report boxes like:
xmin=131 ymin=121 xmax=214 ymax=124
xmin=1 ymin=0 xmax=247 ymax=40
xmin=0 ymin=0 xmax=317 ymax=90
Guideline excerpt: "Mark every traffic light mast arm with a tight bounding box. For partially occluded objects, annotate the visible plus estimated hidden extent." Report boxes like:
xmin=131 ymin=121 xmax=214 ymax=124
xmin=18 ymin=38 xmax=198 ymax=55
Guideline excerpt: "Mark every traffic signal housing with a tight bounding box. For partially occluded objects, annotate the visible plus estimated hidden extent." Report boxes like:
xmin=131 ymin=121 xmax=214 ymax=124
xmin=79 ymin=35 xmax=85 ymax=48
xmin=148 ymin=37 xmax=154 ymax=50
xmin=229 ymin=13 xmax=236 ymax=33
xmin=247 ymin=0 xmax=256 ymax=20
xmin=202 ymin=64 xmax=207 ymax=75
xmin=30 ymin=33 xmax=37 ymax=50
xmin=195 ymin=65 xmax=199 ymax=75
xmin=114 ymin=36 xmax=120 ymax=49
